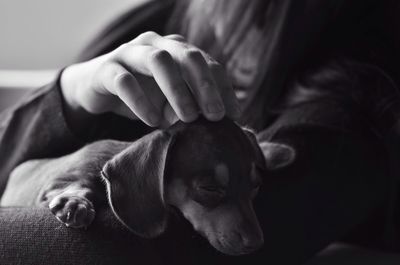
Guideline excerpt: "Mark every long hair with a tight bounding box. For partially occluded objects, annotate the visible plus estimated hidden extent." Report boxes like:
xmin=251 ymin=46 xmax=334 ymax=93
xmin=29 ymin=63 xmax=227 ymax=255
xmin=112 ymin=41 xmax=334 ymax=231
xmin=167 ymin=0 xmax=279 ymax=128
xmin=282 ymin=58 xmax=400 ymax=137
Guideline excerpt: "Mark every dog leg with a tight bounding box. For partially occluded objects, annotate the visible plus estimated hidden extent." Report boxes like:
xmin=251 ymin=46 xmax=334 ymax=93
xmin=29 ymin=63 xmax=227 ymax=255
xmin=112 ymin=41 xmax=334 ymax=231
xmin=1 ymin=139 xmax=129 ymax=228
xmin=40 ymin=141 xmax=129 ymax=228
xmin=43 ymin=180 xmax=98 ymax=228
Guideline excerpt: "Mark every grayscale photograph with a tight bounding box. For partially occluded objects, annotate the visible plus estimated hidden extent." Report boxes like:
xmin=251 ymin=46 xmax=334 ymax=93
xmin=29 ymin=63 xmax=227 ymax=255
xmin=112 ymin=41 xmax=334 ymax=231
xmin=0 ymin=0 xmax=400 ymax=264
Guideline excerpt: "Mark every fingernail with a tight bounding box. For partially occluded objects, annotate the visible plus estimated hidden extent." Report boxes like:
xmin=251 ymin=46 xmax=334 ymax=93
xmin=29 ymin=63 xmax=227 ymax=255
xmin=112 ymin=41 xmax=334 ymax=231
xmin=182 ymin=104 xmax=198 ymax=117
xmin=206 ymin=102 xmax=224 ymax=114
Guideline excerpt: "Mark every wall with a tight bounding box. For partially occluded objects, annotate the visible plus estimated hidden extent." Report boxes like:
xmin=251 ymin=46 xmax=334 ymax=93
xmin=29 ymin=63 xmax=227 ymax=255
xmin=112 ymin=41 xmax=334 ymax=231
xmin=0 ymin=0 xmax=148 ymax=70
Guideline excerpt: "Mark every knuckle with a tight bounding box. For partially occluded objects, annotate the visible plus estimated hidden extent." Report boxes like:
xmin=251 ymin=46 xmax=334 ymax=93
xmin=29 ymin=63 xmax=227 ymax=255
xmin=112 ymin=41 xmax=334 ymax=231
xmin=137 ymin=31 xmax=159 ymax=42
xmin=112 ymin=43 xmax=131 ymax=56
xmin=114 ymin=72 xmax=132 ymax=86
xmin=117 ymin=43 xmax=130 ymax=51
xmin=170 ymin=33 xmax=184 ymax=38
xmin=166 ymin=34 xmax=186 ymax=41
xmin=148 ymin=49 xmax=171 ymax=64
xmin=182 ymin=48 xmax=203 ymax=61
xmin=174 ymin=34 xmax=185 ymax=39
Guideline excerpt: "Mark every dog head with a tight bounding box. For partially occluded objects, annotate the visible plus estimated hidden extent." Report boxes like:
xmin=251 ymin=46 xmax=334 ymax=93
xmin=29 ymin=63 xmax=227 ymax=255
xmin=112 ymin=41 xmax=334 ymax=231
xmin=101 ymin=117 xmax=295 ymax=255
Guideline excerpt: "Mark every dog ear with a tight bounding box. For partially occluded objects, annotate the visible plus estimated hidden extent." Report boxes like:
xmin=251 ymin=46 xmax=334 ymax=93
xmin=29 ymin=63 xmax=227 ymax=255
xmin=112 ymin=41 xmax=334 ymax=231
xmin=242 ymin=128 xmax=268 ymax=171
xmin=258 ymin=141 xmax=296 ymax=170
xmin=101 ymin=130 xmax=175 ymax=238
xmin=242 ymin=128 xmax=296 ymax=171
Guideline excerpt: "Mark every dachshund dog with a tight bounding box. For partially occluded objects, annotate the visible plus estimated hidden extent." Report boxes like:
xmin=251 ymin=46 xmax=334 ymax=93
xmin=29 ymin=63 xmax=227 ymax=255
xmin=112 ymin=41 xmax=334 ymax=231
xmin=0 ymin=117 xmax=295 ymax=255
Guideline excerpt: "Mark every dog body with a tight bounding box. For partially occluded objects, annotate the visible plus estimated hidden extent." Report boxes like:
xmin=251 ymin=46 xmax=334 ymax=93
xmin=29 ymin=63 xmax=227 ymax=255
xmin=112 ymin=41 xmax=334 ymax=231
xmin=0 ymin=117 xmax=295 ymax=255
xmin=1 ymin=140 xmax=127 ymax=224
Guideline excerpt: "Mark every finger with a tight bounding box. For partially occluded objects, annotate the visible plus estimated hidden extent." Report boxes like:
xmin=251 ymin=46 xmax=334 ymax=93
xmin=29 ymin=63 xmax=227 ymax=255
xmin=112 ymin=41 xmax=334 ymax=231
xmin=100 ymin=62 xmax=161 ymax=127
xmin=133 ymin=32 xmax=226 ymax=121
xmin=115 ymin=45 xmax=199 ymax=122
xmin=198 ymin=50 xmax=241 ymax=119
xmin=177 ymin=49 xmax=226 ymax=121
xmin=184 ymin=48 xmax=241 ymax=119
xmin=113 ymin=103 xmax=139 ymax=120
xmin=209 ymin=62 xmax=242 ymax=119
xmin=160 ymin=102 xmax=179 ymax=129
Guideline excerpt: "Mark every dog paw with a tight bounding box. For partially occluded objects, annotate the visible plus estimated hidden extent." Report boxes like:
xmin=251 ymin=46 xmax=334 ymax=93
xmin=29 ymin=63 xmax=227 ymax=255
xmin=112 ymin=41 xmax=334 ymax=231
xmin=48 ymin=195 xmax=95 ymax=228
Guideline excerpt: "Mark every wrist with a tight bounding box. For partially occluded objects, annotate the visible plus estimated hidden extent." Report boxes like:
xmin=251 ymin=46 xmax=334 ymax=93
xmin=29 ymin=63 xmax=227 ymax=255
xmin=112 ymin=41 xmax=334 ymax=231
xmin=61 ymin=64 xmax=82 ymax=110
xmin=60 ymin=63 xmax=97 ymax=135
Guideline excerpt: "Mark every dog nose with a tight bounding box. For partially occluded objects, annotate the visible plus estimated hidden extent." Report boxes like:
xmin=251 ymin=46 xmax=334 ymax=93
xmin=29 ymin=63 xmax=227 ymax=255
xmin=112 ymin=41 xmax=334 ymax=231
xmin=240 ymin=233 xmax=264 ymax=251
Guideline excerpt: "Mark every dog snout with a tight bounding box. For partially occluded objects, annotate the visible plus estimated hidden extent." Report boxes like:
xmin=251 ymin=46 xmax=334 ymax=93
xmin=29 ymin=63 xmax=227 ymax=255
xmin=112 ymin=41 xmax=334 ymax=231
xmin=238 ymin=231 xmax=264 ymax=252
xmin=214 ymin=230 xmax=263 ymax=255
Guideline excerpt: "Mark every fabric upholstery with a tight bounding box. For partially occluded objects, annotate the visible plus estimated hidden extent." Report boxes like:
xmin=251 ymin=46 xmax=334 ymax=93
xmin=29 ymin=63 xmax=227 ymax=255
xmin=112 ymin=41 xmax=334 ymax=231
xmin=0 ymin=207 xmax=162 ymax=265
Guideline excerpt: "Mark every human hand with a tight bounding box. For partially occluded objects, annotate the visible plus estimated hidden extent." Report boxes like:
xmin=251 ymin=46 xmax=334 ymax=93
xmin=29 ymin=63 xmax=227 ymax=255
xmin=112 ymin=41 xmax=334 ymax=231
xmin=61 ymin=32 xmax=241 ymax=128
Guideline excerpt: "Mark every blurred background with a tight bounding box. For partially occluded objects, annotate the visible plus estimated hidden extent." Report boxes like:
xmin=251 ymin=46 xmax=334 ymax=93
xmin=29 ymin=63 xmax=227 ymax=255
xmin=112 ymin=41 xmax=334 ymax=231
xmin=0 ymin=0 xmax=146 ymax=69
xmin=0 ymin=0 xmax=146 ymax=111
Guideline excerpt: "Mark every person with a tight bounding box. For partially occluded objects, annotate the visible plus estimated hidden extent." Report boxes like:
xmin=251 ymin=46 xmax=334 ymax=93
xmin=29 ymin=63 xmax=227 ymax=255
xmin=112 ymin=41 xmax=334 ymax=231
xmin=1 ymin=0 xmax=400 ymax=264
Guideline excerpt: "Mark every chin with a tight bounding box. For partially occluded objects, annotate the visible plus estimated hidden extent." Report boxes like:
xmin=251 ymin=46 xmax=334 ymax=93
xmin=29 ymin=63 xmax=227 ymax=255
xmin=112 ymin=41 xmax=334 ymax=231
xmin=209 ymin=239 xmax=253 ymax=256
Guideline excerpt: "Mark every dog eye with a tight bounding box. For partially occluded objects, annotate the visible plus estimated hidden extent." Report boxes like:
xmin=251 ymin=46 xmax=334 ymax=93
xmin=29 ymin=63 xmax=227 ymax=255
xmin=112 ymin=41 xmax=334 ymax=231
xmin=198 ymin=186 xmax=226 ymax=199
xmin=200 ymin=185 xmax=224 ymax=193
xmin=193 ymin=186 xmax=226 ymax=208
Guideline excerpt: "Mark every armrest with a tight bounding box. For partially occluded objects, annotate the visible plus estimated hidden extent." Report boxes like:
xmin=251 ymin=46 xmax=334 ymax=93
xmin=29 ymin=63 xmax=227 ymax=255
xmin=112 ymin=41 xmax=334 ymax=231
xmin=0 ymin=207 xmax=162 ymax=265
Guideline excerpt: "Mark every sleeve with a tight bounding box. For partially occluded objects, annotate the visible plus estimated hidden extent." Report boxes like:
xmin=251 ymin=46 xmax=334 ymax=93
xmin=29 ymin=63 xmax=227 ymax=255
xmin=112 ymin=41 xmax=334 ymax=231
xmin=0 ymin=72 xmax=155 ymax=196
xmin=0 ymin=74 xmax=83 ymax=194
xmin=263 ymin=57 xmax=400 ymax=140
xmin=251 ymin=97 xmax=392 ymax=263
